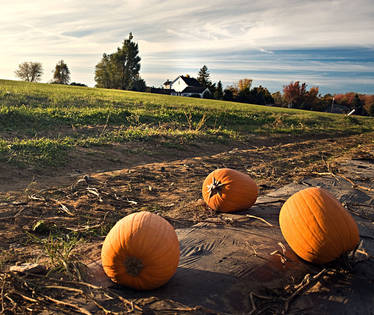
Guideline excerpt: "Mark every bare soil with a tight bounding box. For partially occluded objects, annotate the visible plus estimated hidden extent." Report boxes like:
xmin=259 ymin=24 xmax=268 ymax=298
xmin=0 ymin=132 xmax=373 ymax=314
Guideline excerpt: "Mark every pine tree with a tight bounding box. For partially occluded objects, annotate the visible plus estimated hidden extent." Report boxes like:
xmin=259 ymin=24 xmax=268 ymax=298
xmin=95 ymin=33 xmax=144 ymax=90
xmin=353 ymin=94 xmax=363 ymax=115
xmin=214 ymin=81 xmax=224 ymax=100
xmin=197 ymin=65 xmax=211 ymax=88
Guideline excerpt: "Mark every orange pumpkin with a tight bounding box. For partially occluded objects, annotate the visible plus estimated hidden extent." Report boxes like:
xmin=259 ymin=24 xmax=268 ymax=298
xmin=279 ymin=187 xmax=359 ymax=264
xmin=101 ymin=211 xmax=180 ymax=290
xmin=202 ymin=168 xmax=258 ymax=212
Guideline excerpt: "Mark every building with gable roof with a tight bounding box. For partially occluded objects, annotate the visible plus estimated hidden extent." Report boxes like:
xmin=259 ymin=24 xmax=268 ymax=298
xmin=163 ymin=76 xmax=211 ymax=98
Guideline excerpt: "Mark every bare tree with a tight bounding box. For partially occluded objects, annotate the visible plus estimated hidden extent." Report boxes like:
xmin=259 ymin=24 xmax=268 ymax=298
xmin=15 ymin=62 xmax=43 ymax=82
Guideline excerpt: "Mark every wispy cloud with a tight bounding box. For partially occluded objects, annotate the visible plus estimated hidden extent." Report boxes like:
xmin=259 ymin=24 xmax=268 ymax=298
xmin=0 ymin=0 xmax=373 ymax=93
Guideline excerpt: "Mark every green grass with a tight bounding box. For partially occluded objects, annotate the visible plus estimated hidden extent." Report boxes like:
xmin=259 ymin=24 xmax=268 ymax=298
xmin=27 ymin=230 xmax=83 ymax=278
xmin=1 ymin=79 xmax=373 ymax=168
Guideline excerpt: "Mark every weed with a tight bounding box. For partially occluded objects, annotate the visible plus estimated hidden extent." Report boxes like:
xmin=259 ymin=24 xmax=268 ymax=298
xmin=27 ymin=232 xmax=83 ymax=278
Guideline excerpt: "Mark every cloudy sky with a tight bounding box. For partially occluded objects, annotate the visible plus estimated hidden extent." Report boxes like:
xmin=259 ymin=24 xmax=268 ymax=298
xmin=1 ymin=0 xmax=374 ymax=94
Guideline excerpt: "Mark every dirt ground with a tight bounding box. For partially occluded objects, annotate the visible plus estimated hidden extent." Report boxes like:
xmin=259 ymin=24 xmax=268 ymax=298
xmin=0 ymin=132 xmax=373 ymax=314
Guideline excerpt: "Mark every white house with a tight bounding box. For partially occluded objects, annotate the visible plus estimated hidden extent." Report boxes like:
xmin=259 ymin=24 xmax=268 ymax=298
xmin=164 ymin=76 xmax=211 ymax=98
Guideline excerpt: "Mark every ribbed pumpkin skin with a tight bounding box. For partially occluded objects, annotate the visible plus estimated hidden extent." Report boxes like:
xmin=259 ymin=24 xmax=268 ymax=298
xmin=202 ymin=168 xmax=258 ymax=212
xmin=101 ymin=211 xmax=180 ymax=290
xmin=279 ymin=187 xmax=359 ymax=264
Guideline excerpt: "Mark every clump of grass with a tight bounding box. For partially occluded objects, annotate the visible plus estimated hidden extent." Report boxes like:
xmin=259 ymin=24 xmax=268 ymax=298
xmin=27 ymin=232 xmax=83 ymax=278
xmin=2 ymin=137 xmax=70 ymax=168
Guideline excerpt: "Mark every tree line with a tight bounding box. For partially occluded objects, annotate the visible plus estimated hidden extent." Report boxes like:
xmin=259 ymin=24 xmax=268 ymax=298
xmin=184 ymin=66 xmax=374 ymax=116
xmin=14 ymin=33 xmax=374 ymax=116
xmin=274 ymin=82 xmax=374 ymax=116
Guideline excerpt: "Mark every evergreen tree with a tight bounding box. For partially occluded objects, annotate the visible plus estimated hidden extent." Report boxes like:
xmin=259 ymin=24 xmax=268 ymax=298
xmin=369 ymin=103 xmax=374 ymax=117
xmin=214 ymin=81 xmax=224 ymax=100
xmin=53 ymin=60 xmax=70 ymax=84
xmin=223 ymin=88 xmax=234 ymax=101
xmin=353 ymin=94 xmax=363 ymax=115
xmin=197 ymin=65 xmax=211 ymax=88
xmin=129 ymin=75 xmax=146 ymax=92
xmin=245 ymin=86 xmax=274 ymax=105
xmin=95 ymin=33 xmax=144 ymax=90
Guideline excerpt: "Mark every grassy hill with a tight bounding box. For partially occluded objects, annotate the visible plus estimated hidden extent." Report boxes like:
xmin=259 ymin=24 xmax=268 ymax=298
xmin=1 ymin=79 xmax=373 ymax=169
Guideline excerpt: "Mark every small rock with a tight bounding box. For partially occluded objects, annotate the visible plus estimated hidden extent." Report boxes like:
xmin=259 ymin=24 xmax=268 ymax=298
xmin=10 ymin=263 xmax=46 ymax=274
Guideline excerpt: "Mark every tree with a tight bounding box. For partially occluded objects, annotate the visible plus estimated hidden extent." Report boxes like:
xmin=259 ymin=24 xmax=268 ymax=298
xmin=53 ymin=60 xmax=70 ymax=84
xmin=334 ymin=92 xmax=355 ymax=109
xmin=15 ymin=62 xmax=43 ymax=82
xmin=214 ymin=81 xmax=224 ymax=100
xmin=94 ymin=54 xmax=112 ymax=88
xmin=238 ymin=78 xmax=252 ymax=92
xmin=95 ymin=33 xmax=143 ymax=90
xmin=369 ymin=103 xmax=374 ymax=117
xmin=283 ymin=81 xmax=305 ymax=108
xmin=283 ymin=81 xmax=319 ymax=109
xmin=247 ymin=86 xmax=274 ymax=105
xmin=235 ymin=79 xmax=253 ymax=103
xmin=303 ymin=86 xmax=320 ymax=110
xmin=129 ymin=75 xmax=146 ymax=92
xmin=272 ymin=91 xmax=283 ymax=106
xmin=197 ymin=65 xmax=212 ymax=89
xmin=318 ymin=94 xmax=333 ymax=112
xmin=353 ymin=94 xmax=364 ymax=115
xmin=223 ymin=88 xmax=234 ymax=101
xmin=363 ymin=95 xmax=374 ymax=115
xmin=226 ymin=78 xmax=253 ymax=102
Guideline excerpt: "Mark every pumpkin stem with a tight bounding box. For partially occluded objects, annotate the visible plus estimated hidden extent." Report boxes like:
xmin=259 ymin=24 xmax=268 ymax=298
xmin=124 ymin=256 xmax=144 ymax=277
xmin=207 ymin=177 xmax=226 ymax=199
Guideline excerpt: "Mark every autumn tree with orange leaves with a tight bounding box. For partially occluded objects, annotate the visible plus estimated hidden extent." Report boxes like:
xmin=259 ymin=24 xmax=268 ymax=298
xmin=283 ymin=81 xmax=320 ymax=110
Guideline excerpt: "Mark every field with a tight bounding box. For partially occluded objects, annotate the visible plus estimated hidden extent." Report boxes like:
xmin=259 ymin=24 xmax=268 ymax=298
xmin=1 ymin=80 xmax=373 ymax=178
xmin=0 ymin=79 xmax=374 ymax=314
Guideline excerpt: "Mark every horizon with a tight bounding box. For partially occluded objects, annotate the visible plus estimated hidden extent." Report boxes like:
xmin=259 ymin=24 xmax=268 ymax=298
xmin=1 ymin=1 xmax=373 ymax=95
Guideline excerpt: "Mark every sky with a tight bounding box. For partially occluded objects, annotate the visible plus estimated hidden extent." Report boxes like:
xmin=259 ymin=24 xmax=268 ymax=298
xmin=1 ymin=0 xmax=374 ymax=94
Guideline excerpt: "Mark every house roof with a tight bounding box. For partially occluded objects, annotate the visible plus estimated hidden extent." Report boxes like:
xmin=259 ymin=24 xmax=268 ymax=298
xmin=172 ymin=76 xmax=202 ymax=88
xmin=181 ymin=76 xmax=201 ymax=87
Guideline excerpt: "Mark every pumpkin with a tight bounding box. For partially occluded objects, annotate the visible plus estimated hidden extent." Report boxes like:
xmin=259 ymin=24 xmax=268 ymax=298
xmin=101 ymin=211 xmax=180 ymax=290
xmin=279 ymin=187 xmax=359 ymax=264
xmin=202 ymin=168 xmax=258 ymax=212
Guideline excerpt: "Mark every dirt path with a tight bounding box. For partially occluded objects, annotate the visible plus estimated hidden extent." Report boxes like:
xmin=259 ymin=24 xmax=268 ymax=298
xmin=1 ymin=132 xmax=372 ymax=193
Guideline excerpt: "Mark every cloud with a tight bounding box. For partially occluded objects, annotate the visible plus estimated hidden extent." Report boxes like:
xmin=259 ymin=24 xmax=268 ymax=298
xmin=0 ymin=0 xmax=373 ymax=92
